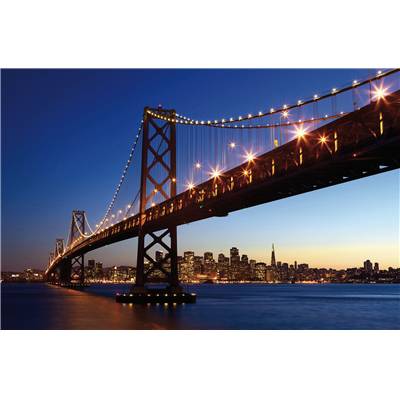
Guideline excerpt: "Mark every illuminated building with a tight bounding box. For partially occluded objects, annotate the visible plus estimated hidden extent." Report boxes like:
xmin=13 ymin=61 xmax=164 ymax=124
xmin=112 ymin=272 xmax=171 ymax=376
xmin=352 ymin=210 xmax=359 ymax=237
xmin=95 ymin=262 xmax=103 ymax=279
xmin=253 ymin=262 xmax=266 ymax=281
xmin=203 ymin=252 xmax=215 ymax=275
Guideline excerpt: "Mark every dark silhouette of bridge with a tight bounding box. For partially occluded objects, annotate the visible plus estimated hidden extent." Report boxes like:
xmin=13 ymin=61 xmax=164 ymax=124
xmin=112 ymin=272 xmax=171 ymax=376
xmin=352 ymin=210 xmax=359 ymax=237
xmin=45 ymin=70 xmax=400 ymax=298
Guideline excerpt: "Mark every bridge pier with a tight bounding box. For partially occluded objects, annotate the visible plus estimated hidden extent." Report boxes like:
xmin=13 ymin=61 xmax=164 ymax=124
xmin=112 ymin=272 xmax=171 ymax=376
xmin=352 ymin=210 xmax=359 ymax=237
xmin=118 ymin=106 xmax=195 ymax=304
xmin=59 ymin=260 xmax=71 ymax=284
xmin=133 ymin=225 xmax=181 ymax=293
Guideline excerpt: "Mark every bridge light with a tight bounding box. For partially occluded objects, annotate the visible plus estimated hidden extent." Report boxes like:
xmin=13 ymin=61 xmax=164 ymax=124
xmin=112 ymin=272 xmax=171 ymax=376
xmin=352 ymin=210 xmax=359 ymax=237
xmin=229 ymin=142 xmax=236 ymax=149
xmin=297 ymin=100 xmax=302 ymax=105
xmin=377 ymin=70 xmax=382 ymax=76
xmin=195 ymin=162 xmax=201 ymax=169
xmin=172 ymin=177 xmax=176 ymax=182
xmin=332 ymin=88 xmax=337 ymax=93
xmin=153 ymin=188 xmax=158 ymax=193
xmin=244 ymin=151 xmax=255 ymax=163
xmin=243 ymin=169 xmax=249 ymax=176
xmin=353 ymin=80 xmax=358 ymax=86
xmin=372 ymin=85 xmax=388 ymax=101
xmin=210 ymin=168 xmax=221 ymax=179
xmin=295 ymin=126 xmax=307 ymax=138
xmin=118 ymin=210 xmax=122 ymax=213
xmin=248 ymin=113 xmax=252 ymax=118
xmin=187 ymin=182 xmax=195 ymax=190
xmin=270 ymin=108 xmax=274 ymax=113
xmin=282 ymin=111 xmax=289 ymax=118
xmin=151 ymin=202 xmax=156 ymax=207
xmin=313 ymin=94 xmax=318 ymax=100
xmin=319 ymin=135 xmax=327 ymax=144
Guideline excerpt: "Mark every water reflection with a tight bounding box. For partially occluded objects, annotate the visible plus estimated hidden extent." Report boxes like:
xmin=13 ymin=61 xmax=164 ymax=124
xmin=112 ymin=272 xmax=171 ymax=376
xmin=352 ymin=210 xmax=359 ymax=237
xmin=2 ymin=283 xmax=400 ymax=329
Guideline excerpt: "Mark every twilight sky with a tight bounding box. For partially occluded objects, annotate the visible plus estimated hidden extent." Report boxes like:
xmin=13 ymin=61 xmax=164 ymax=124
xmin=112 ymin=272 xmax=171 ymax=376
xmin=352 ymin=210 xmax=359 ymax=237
xmin=2 ymin=69 xmax=399 ymax=271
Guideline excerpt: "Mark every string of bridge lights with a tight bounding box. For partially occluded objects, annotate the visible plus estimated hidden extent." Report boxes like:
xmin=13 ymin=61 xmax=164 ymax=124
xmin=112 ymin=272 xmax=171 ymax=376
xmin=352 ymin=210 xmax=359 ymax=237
xmin=147 ymin=69 xmax=398 ymax=127
xmin=94 ymin=120 xmax=143 ymax=232
xmin=181 ymin=112 xmax=347 ymax=130
xmin=83 ymin=213 xmax=95 ymax=235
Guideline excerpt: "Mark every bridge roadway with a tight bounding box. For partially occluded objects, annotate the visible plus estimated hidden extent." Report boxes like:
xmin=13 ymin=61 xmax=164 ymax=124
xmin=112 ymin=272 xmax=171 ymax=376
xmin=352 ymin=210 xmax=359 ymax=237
xmin=46 ymin=91 xmax=400 ymax=276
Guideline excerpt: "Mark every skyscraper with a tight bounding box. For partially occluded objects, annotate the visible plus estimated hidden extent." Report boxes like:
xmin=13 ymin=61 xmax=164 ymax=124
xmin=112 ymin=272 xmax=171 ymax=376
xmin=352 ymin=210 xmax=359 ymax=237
xmin=363 ymin=259 xmax=373 ymax=273
xmin=271 ymin=244 xmax=276 ymax=269
xmin=203 ymin=252 xmax=215 ymax=274
xmin=230 ymin=247 xmax=240 ymax=266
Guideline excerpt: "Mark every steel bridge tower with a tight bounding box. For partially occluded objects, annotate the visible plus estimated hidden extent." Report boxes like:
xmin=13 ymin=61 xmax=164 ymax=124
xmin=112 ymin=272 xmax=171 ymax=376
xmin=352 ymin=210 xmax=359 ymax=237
xmin=133 ymin=106 xmax=180 ymax=293
xmin=58 ymin=210 xmax=86 ymax=284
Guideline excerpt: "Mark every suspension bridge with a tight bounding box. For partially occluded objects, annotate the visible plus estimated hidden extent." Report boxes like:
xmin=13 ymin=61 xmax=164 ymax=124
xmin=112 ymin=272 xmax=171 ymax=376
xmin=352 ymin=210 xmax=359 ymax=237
xmin=45 ymin=69 xmax=400 ymax=303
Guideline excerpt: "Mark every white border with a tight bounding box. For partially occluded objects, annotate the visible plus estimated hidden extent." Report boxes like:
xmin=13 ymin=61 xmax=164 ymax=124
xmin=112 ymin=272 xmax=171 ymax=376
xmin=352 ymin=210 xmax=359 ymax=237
xmin=1 ymin=1 xmax=399 ymax=399
xmin=1 ymin=0 xmax=399 ymax=68
xmin=0 ymin=331 xmax=399 ymax=400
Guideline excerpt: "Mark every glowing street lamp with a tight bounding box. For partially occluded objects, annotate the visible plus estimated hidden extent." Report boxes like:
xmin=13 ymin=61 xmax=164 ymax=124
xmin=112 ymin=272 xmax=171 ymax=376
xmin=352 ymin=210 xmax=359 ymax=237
xmin=244 ymin=151 xmax=255 ymax=163
xmin=319 ymin=135 xmax=327 ymax=144
xmin=372 ymin=85 xmax=388 ymax=101
xmin=195 ymin=162 xmax=201 ymax=169
xmin=210 ymin=168 xmax=221 ymax=179
xmin=229 ymin=142 xmax=236 ymax=149
xmin=295 ymin=126 xmax=307 ymax=139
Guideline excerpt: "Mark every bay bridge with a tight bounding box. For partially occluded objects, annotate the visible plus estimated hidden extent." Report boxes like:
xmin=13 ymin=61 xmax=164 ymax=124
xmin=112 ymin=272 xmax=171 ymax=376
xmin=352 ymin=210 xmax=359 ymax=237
xmin=45 ymin=69 xmax=400 ymax=303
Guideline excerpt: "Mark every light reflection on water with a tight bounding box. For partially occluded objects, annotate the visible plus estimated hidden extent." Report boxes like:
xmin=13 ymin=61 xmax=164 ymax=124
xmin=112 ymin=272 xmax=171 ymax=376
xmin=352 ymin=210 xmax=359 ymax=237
xmin=1 ymin=283 xmax=399 ymax=329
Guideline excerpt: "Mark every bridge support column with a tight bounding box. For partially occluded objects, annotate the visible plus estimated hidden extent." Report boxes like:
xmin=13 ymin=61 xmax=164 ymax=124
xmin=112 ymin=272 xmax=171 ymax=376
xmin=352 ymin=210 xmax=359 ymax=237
xmin=59 ymin=261 xmax=71 ymax=284
xmin=134 ymin=225 xmax=180 ymax=293
xmin=67 ymin=210 xmax=86 ymax=285
xmin=132 ymin=106 xmax=182 ymax=293
xmin=70 ymin=255 xmax=85 ymax=284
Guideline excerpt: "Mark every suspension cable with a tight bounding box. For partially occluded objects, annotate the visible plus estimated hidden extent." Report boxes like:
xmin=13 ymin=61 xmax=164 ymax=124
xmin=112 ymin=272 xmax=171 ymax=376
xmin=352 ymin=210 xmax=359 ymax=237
xmin=96 ymin=119 xmax=143 ymax=231
xmin=150 ymin=69 xmax=399 ymax=126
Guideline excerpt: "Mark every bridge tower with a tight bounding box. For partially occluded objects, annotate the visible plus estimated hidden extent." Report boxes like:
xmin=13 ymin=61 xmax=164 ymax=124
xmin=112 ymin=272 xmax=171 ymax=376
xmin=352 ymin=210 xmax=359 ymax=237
xmin=60 ymin=210 xmax=86 ymax=284
xmin=133 ymin=106 xmax=180 ymax=293
xmin=55 ymin=238 xmax=64 ymax=257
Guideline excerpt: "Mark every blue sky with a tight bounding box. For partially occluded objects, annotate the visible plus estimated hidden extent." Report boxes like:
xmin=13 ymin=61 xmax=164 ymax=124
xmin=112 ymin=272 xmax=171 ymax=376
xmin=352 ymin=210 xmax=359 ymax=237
xmin=2 ymin=69 xmax=399 ymax=270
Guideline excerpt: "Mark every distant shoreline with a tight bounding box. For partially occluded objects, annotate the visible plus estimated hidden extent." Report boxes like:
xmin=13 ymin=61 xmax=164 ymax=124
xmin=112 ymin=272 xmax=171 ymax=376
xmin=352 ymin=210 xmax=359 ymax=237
xmin=2 ymin=281 xmax=399 ymax=285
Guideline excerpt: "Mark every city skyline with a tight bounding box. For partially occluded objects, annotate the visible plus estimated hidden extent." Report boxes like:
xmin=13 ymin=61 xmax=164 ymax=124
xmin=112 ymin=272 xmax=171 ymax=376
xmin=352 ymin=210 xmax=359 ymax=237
xmin=9 ymin=241 xmax=397 ymax=272
xmin=2 ymin=69 xmax=399 ymax=271
xmin=5 ymin=243 xmax=398 ymax=284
